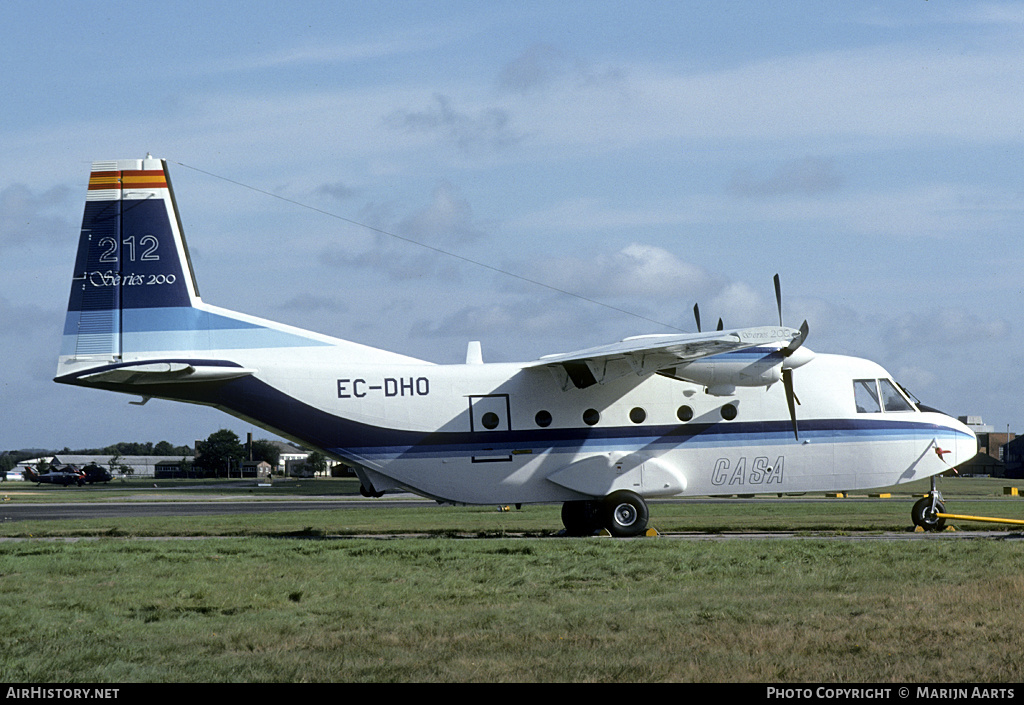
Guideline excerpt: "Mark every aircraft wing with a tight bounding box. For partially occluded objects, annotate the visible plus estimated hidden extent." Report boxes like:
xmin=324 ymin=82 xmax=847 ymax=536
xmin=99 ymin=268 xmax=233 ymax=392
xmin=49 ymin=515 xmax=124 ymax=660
xmin=527 ymin=326 xmax=801 ymax=390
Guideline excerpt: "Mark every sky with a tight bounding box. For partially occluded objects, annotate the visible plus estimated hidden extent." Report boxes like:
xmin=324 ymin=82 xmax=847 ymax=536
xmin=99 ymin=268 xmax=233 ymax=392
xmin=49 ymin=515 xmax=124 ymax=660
xmin=1 ymin=1 xmax=1022 ymax=452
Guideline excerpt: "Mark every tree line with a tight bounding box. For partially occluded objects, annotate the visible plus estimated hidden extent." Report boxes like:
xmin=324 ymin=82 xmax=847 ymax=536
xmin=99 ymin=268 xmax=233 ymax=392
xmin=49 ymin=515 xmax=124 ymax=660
xmin=1 ymin=431 xmax=302 ymax=476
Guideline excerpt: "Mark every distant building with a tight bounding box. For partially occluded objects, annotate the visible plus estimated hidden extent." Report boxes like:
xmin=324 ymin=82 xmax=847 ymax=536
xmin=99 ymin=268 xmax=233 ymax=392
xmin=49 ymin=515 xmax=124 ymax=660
xmin=154 ymin=458 xmax=199 ymax=479
xmin=265 ymin=441 xmax=309 ymax=474
xmin=1002 ymin=437 xmax=1024 ymax=479
xmin=17 ymin=454 xmax=192 ymax=479
xmin=957 ymin=416 xmax=1015 ymax=477
xmin=14 ymin=446 xmax=348 ymax=480
xmin=239 ymin=460 xmax=272 ymax=479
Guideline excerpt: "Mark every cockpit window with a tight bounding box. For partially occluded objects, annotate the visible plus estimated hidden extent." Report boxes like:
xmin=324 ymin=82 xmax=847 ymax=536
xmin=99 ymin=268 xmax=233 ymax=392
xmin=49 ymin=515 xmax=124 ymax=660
xmin=854 ymin=379 xmax=881 ymax=413
xmin=854 ymin=378 xmax=916 ymax=413
xmin=879 ymin=379 xmax=914 ymax=412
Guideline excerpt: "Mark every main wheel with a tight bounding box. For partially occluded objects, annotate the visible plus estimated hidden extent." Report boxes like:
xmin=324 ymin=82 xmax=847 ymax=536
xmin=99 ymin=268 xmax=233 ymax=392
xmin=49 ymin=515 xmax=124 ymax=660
xmin=602 ymin=490 xmax=650 ymax=537
xmin=561 ymin=500 xmax=602 ymax=536
xmin=912 ymin=497 xmax=946 ymax=531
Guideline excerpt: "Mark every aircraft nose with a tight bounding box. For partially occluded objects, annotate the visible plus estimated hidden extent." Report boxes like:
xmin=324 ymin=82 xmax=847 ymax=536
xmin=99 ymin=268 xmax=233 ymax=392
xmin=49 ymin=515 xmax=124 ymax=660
xmin=942 ymin=415 xmax=978 ymax=467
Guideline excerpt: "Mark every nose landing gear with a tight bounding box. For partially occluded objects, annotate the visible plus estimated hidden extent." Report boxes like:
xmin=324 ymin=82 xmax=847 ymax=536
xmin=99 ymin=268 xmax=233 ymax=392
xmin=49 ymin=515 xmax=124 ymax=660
xmin=911 ymin=476 xmax=946 ymax=532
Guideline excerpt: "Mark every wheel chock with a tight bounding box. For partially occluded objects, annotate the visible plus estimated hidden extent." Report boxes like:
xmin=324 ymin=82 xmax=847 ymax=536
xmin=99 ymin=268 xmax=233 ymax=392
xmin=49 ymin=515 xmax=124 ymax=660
xmin=645 ymin=527 xmax=660 ymax=537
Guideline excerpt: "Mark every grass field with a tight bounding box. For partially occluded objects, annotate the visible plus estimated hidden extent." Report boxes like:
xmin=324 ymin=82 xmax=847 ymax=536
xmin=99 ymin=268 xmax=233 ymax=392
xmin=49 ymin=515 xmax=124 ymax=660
xmin=1 ymin=476 xmax=1023 ymax=682
xmin=3 ymin=475 xmax=1024 ymax=537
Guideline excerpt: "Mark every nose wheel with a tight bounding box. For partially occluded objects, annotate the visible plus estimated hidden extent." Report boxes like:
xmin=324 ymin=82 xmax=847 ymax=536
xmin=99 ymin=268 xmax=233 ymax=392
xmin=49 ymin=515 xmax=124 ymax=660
xmin=911 ymin=476 xmax=947 ymax=532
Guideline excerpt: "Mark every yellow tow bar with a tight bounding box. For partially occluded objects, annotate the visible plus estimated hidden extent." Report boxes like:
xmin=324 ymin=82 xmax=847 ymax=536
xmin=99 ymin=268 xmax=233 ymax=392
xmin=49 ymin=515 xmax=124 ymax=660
xmin=936 ymin=513 xmax=1024 ymax=526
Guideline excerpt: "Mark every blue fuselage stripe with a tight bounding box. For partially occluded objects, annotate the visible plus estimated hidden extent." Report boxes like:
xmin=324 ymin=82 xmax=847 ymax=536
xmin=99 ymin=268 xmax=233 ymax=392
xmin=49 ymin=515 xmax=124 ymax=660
xmin=61 ymin=369 xmax=968 ymax=463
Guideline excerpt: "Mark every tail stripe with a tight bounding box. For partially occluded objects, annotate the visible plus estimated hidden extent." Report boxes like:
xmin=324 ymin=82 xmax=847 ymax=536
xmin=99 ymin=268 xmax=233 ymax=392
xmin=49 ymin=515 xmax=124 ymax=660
xmin=87 ymin=169 xmax=168 ymax=191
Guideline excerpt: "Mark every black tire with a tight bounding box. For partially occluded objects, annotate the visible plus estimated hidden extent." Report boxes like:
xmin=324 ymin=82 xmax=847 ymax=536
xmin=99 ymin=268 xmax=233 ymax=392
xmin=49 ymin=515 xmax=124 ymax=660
xmin=561 ymin=500 xmax=602 ymax=536
xmin=912 ymin=497 xmax=946 ymax=531
xmin=602 ymin=490 xmax=650 ymax=537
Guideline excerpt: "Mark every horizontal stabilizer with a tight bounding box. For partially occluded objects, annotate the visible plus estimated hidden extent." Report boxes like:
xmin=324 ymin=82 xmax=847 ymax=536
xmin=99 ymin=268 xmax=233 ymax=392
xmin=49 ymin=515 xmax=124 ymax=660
xmin=78 ymin=362 xmax=256 ymax=385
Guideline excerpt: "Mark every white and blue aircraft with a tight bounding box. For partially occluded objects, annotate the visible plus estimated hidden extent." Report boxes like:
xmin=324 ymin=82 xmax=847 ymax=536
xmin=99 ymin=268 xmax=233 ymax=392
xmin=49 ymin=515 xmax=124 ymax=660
xmin=56 ymin=157 xmax=978 ymax=535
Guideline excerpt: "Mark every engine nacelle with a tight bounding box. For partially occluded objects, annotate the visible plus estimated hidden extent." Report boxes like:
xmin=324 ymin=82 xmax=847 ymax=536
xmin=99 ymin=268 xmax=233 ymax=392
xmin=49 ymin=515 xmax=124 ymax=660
xmin=673 ymin=351 xmax=782 ymax=395
xmin=667 ymin=346 xmax=815 ymax=396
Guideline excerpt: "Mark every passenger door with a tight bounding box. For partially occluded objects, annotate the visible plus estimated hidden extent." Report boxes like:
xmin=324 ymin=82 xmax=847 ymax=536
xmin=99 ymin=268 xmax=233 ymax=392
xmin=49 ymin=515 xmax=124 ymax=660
xmin=468 ymin=394 xmax=512 ymax=463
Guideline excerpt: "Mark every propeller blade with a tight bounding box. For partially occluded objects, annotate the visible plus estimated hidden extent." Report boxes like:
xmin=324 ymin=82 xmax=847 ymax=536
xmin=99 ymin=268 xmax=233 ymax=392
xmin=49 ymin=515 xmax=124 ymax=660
xmin=782 ymin=368 xmax=800 ymax=441
xmin=693 ymin=303 xmax=702 ymax=333
xmin=784 ymin=320 xmax=809 ymax=357
xmin=717 ymin=318 xmax=724 ymax=331
xmin=774 ymin=275 xmax=807 ymax=440
xmin=774 ymin=273 xmax=783 ymax=327
xmin=774 ymin=273 xmax=808 ymax=356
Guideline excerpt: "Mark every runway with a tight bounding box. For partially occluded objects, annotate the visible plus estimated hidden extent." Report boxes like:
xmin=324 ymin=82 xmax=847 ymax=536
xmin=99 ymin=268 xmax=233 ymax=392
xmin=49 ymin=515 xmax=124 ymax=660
xmin=0 ymin=497 xmax=433 ymax=522
xmin=2 ymin=495 xmax=1021 ymax=541
xmin=0 ymin=492 xmax=917 ymax=522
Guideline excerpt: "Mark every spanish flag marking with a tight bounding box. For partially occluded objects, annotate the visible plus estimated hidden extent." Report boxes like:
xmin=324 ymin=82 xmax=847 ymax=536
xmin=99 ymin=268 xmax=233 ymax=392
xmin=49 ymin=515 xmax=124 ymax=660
xmin=87 ymin=169 xmax=167 ymax=190
xmin=87 ymin=171 xmax=121 ymax=190
xmin=121 ymin=170 xmax=168 ymax=189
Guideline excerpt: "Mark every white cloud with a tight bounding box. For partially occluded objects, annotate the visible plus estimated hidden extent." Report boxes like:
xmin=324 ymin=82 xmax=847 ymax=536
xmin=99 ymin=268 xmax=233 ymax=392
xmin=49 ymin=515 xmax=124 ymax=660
xmin=527 ymin=243 xmax=713 ymax=302
xmin=384 ymin=93 xmax=524 ymax=154
xmin=311 ymin=180 xmax=495 ymax=294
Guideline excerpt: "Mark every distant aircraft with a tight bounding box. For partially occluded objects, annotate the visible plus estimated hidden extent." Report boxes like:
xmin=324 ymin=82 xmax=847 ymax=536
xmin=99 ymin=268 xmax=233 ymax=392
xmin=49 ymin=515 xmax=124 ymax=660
xmin=80 ymin=463 xmax=114 ymax=484
xmin=55 ymin=157 xmax=977 ymax=534
xmin=22 ymin=461 xmax=111 ymax=486
xmin=24 ymin=464 xmax=85 ymax=487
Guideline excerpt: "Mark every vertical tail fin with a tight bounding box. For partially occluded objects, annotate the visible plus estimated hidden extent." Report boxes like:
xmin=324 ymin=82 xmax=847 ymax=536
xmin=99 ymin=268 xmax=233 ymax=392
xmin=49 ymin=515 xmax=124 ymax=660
xmin=57 ymin=156 xmax=424 ymax=388
xmin=61 ymin=156 xmax=200 ymax=363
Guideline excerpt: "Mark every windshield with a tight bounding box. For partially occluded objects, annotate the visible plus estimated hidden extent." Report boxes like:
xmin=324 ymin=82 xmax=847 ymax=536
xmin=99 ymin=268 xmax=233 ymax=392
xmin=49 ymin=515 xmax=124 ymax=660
xmin=854 ymin=379 xmax=880 ymax=413
xmin=878 ymin=379 xmax=914 ymax=411
xmin=854 ymin=378 xmax=916 ymax=413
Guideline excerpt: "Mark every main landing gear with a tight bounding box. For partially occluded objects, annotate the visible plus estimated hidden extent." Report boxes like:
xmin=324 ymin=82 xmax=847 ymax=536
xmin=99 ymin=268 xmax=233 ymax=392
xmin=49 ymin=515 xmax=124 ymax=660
xmin=911 ymin=476 xmax=946 ymax=532
xmin=561 ymin=490 xmax=650 ymax=537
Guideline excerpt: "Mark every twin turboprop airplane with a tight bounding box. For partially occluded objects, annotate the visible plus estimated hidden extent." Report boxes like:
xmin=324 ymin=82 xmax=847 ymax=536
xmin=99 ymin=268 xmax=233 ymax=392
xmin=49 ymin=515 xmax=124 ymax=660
xmin=55 ymin=157 xmax=978 ymax=535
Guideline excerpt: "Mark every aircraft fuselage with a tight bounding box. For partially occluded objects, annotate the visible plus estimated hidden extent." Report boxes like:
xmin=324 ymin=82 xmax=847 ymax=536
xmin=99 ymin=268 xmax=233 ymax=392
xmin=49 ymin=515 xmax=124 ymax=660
xmin=59 ymin=343 xmax=976 ymax=506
